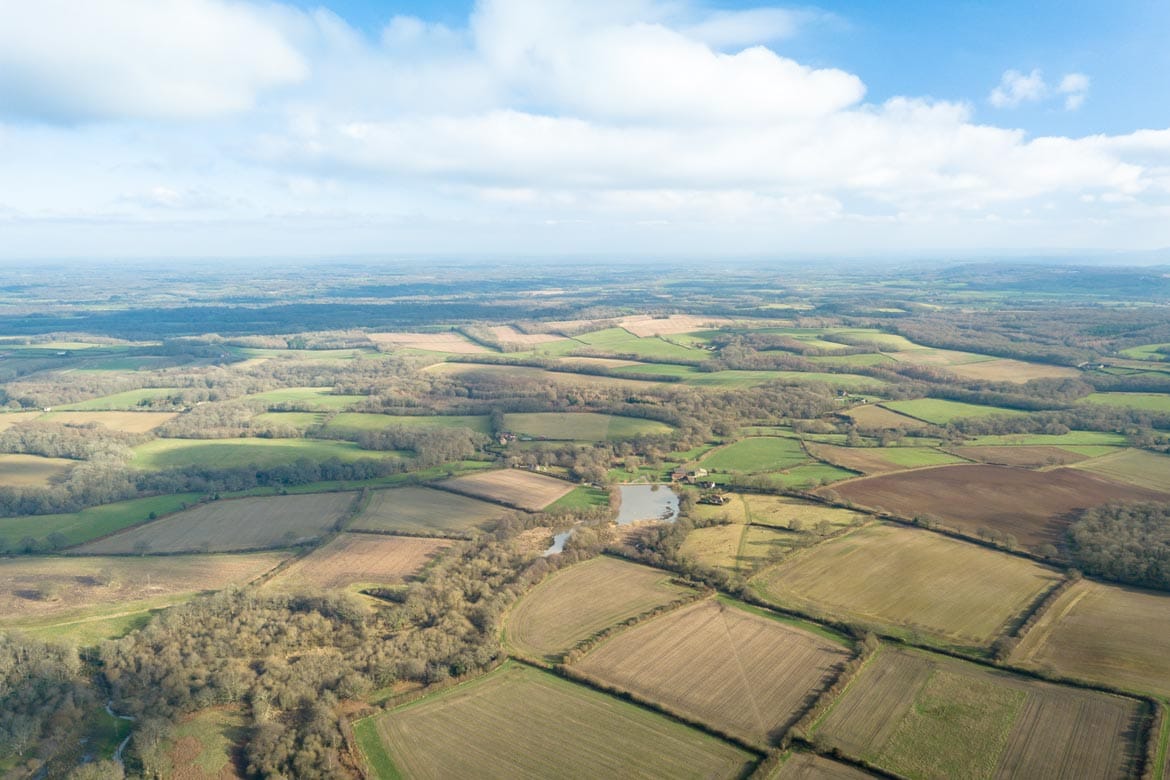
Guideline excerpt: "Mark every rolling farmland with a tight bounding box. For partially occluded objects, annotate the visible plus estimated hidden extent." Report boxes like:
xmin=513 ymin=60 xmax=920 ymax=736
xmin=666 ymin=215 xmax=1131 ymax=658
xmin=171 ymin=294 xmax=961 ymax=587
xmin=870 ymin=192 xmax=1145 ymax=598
xmin=0 ymin=453 xmax=75 ymax=487
xmin=1010 ymin=579 xmax=1170 ymax=697
xmin=1073 ymin=448 xmax=1170 ymax=492
xmin=806 ymin=443 xmax=963 ymax=474
xmin=813 ymin=645 xmax=1142 ymax=780
xmin=264 ymin=534 xmax=449 ymax=591
xmin=752 ymin=524 xmax=1060 ymax=648
xmin=437 ymin=469 xmax=575 ymax=510
xmin=575 ymin=599 xmax=851 ymax=746
xmin=359 ymin=662 xmax=756 ymax=780
xmin=130 ymin=437 xmax=400 ymax=470
xmin=367 ymin=331 xmax=490 ymax=353
xmin=829 ymin=463 xmax=1170 ymax=549
xmin=701 ymin=437 xmax=808 ymax=473
xmin=953 ymin=445 xmax=1089 ymax=468
xmin=42 ymin=410 xmax=179 ymax=433
xmin=771 ymin=752 xmax=872 ymax=779
xmin=76 ymin=492 xmax=356 ymax=554
xmin=843 ymin=405 xmax=928 ymax=430
xmin=349 ymin=486 xmax=507 ymax=535
xmin=880 ymin=399 xmax=1025 ymax=425
xmin=504 ymin=412 xmax=672 ymax=441
xmin=505 ymin=556 xmax=694 ymax=660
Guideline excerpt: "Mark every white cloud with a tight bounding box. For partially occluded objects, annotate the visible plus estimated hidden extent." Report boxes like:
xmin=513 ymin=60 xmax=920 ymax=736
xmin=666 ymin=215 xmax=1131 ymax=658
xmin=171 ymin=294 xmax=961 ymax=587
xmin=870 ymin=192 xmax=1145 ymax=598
xmin=989 ymin=69 xmax=1047 ymax=108
xmin=0 ymin=1 xmax=1164 ymax=257
xmin=0 ymin=0 xmax=307 ymax=121
xmin=989 ymin=68 xmax=1089 ymax=111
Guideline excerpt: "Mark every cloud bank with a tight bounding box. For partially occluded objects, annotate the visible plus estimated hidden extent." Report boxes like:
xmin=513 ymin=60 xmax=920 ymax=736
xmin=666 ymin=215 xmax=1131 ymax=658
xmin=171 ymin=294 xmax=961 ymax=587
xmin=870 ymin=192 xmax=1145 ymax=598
xmin=0 ymin=0 xmax=1166 ymax=258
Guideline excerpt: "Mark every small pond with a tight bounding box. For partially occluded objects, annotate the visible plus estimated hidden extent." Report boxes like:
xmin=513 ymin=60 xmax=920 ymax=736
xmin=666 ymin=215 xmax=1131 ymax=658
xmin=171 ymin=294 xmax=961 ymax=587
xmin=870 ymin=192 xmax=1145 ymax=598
xmin=543 ymin=484 xmax=679 ymax=555
xmin=615 ymin=484 xmax=679 ymax=525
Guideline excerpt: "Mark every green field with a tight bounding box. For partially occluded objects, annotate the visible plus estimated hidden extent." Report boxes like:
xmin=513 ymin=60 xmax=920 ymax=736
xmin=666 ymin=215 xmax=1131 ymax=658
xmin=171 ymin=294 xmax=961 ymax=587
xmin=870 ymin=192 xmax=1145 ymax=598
xmin=131 ymin=437 xmax=402 ymax=469
xmin=960 ymin=431 xmax=1130 ymax=447
xmin=58 ymin=388 xmax=183 ymax=411
xmin=1118 ymin=343 xmax=1170 ymax=361
xmin=701 ymin=437 xmax=808 ymax=473
xmin=359 ymin=662 xmax=756 ymax=780
xmin=1073 ymin=448 xmax=1170 ymax=492
xmin=327 ymin=413 xmax=492 ymax=434
xmin=0 ymin=492 xmax=203 ymax=550
xmin=764 ymin=463 xmax=857 ymax=489
xmin=349 ymin=486 xmax=507 ymax=535
xmin=573 ymin=327 xmax=704 ymax=361
xmin=812 ymin=645 xmax=1142 ymax=780
xmin=881 ymin=399 xmax=1026 ymax=424
xmin=548 ymin=485 xmax=610 ymax=510
xmin=506 ymin=412 xmax=672 ymax=441
xmin=684 ymin=370 xmax=884 ymax=390
xmin=752 ymin=523 xmax=1061 ymax=649
xmin=612 ymin=362 xmax=702 ymax=379
xmin=1082 ymin=392 xmax=1170 ymax=413
xmin=242 ymin=386 xmax=367 ymax=410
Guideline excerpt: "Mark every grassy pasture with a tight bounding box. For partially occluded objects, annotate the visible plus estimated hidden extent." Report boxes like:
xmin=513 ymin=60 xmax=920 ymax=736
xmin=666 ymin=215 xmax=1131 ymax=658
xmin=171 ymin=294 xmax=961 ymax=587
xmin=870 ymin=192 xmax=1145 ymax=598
xmin=806 ymin=443 xmax=962 ymax=474
xmin=152 ymin=707 xmax=246 ymax=780
xmin=947 ymin=358 xmax=1081 ymax=382
xmin=701 ymin=437 xmax=808 ymax=473
xmin=251 ymin=411 xmax=325 ymax=430
xmin=326 ymin=412 xmax=491 ymax=434
xmin=1118 ymin=343 xmax=1170 ymax=361
xmin=424 ymin=361 xmax=663 ymax=391
xmin=0 ymin=492 xmax=203 ymax=550
xmin=242 ymin=386 xmax=366 ymax=410
xmin=1073 ymin=448 xmax=1170 ymax=491
xmin=361 ymin=662 xmax=756 ymax=780
xmin=692 ymin=371 xmax=885 ymax=390
xmin=743 ymin=494 xmax=865 ymax=532
xmin=42 ymin=410 xmax=178 ymax=433
xmin=576 ymin=599 xmax=850 ymax=747
xmin=954 ymin=445 xmax=1089 ymax=468
xmin=1082 ymin=392 xmax=1170 ymax=413
xmin=0 ymin=453 xmax=74 ymax=487
xmin=843 ymin=404 xmax=928 ymax=430
xmin=574 ymin=327 xmax=704 ymax=361
xmin=0 ymin=553 xmax=286 ymax=641
xmin=58 ymin=388 xmax=183 ymax=411
xmin=76 ymin=492 xmax=356 ymax=554
xmin=813 ymin=645 xmax=1143 ymax=780
xmin=764 ymin=463 xmax=856 ymax=489
xmin=889 ymin=347 xmax=995 ymax=366
xmin=265 ymin=534 xmax=449 ymax=591
xmin=505 ymin=412 xmax=672 ymax=441
xmin=547 ymin=485 xmax=610 ymax=511
xmin=619 ymin=314 xmax=732 ymax=337
xmin=752 ymin=524 xmax=1060 ymax=648
xmin=437 ymin=469 xmax=574 ymax=511
xmin=131 ymin=437 xmax=400 ymax=470
xmin=808 ymin=353 xmax=897 ymax=367
xmin=1010 ymin=579 xmax=1170 ymax=698
xmin=961 ymin=430 xmax=1129 ymax=447
xmin=0 ymin=411 xmax=42 ymax=430
xmin=505 ymin=556 xmax=694 ymax=660
xmin=678 ymin=524 xmax=745 ymax=571
xmin=830 ymin=463 xmax=1170 ymax=549
xmin=349 ymin=486 xmax=507 ymax=535
xmin=881 ymin=399 xmax=1025 ymax=425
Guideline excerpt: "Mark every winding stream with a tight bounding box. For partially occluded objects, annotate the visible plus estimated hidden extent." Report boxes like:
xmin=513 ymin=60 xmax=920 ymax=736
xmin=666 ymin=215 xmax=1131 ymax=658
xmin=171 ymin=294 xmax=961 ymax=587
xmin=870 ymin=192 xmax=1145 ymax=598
xmin=105 ymin=701 xmax=136 ymax=767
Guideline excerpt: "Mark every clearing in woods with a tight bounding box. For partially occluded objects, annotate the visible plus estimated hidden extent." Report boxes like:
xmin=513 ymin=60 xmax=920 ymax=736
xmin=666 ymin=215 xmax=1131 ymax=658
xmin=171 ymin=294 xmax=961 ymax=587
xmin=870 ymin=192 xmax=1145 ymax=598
xmin=751 ymin=524 xmax=1061 ymax=649
xmin=1081 ymin=392 xmax=1170 ymax=413
xmin=240 ymin=387 xmax=367 ymax=410
xmin=828 ymin=463 xmax=1170 ymax=550
xmin=574 ymin=599 xmax=851 ymax=747
xmin=153 ymin=707 xmax=246 ymax=780
xmin=349 ymin=486 xmax=508 ymax=536
xmin=0 ymin=553 xmax=287 ymax=640
xmin=812 ymin=645 xmax=1143 ymax=780
xmin=437 ymin=469 xmax=575 ymax=511
xmin=1009 ymin=579 xmax=1170 ymax=698
xmin=41 ymin=410 xmax=179 ymax=433
xmin=358 ymin=662 xmax=757 ymax=780
xmin=943 ymin=358 xmax=1080 ymax=383
xmin=130 ymin=437 xmax=401 ymax=470
xmin=76 ymin=492 xmax=356 ymax=554
xmin=505 ymin=556 xmax=695 ymax=661
xmin=264 ymin=534 xmax=450 ymax=591
xmin=842 ymin=405 xmax=928 ymax=430
xmin=0 ymin=453 xmax=75 ymax=487
xmin=504 ymin=412 xmax=673 ymax=441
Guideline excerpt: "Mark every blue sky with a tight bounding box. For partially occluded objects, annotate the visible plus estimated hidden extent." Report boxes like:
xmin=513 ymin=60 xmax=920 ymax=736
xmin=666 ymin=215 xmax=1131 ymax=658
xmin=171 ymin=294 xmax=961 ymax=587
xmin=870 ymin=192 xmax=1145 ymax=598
xmin=0 ymin=0 xmax=1168 ymax=259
